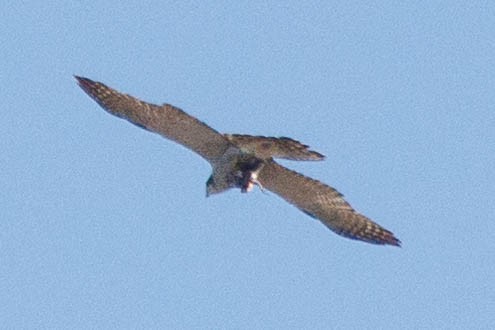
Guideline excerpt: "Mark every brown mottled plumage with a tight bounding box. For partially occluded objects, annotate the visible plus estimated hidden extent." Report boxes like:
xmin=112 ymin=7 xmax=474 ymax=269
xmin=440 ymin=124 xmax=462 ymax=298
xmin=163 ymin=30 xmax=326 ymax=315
xmin=257 ymin=162 xmax=400 ymax=246
xmin=225 ymin=134 xmax=325 ymax=161
xmin=75 ymin=76 xmax=400 ymax=247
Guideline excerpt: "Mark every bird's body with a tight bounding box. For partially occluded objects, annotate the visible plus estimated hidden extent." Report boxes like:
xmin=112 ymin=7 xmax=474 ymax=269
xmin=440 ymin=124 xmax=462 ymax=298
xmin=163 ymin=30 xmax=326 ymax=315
xmin=76 ymin=76 xmax=400 ymax=246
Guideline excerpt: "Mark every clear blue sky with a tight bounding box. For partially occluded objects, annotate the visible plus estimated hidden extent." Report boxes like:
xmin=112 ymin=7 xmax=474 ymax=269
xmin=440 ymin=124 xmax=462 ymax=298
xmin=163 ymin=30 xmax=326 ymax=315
xmin=1 ymin=1 xmax=494 ymax=328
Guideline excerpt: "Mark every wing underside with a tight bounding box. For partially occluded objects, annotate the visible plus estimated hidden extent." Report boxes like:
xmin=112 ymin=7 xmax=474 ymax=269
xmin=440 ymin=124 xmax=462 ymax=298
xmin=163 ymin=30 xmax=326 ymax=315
xmin=76 ymin=76 xmax=232 ymax=162
xmin=76 ymin=76 xmax=400 ymax=246
xmin=257 ymin=161 xmax=400 ymax=246
xmin=225 ymin=134 xmax=325 ymax=161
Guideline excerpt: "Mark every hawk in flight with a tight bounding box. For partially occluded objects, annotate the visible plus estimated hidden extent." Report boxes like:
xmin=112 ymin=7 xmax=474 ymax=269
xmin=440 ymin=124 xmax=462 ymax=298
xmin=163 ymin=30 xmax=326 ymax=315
xmin=76 ymin=76 xmax=400 ymax=246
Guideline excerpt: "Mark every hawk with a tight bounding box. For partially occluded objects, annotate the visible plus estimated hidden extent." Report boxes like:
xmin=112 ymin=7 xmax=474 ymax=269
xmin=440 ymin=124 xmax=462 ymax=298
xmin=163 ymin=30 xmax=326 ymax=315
xmin=75 ymin=76 xmax=400 ymax=246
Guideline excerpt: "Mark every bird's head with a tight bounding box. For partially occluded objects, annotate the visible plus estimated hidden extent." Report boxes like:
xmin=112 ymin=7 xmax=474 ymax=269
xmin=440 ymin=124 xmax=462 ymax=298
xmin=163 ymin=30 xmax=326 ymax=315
xmin=206 ymin=175 xmax=231 ymax=197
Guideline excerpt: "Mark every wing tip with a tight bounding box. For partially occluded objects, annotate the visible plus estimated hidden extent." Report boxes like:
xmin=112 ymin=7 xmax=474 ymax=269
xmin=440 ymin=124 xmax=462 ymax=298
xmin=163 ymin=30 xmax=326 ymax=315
xmin=309 ymin=150 xmax=326 ymax=161
xmin=74 ymin=74 xmax=91 ymax=84
xmin=363 ymin=227 xmax=401 ymax=247
xmin=383 ymin=234 xmax=402 ymax=247
xmin=74 ymin=75 xmax=98 ymax=94
xmin=352 ymin=231 xmax=401 ymax=247
xmin=351 ymin=229 xmax=401 ymax=247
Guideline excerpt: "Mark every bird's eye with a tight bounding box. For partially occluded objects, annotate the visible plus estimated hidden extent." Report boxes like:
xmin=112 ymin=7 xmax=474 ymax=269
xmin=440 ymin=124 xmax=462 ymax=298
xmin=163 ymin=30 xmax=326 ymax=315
xmin=206 ymin=176 xmax=214 ymax=186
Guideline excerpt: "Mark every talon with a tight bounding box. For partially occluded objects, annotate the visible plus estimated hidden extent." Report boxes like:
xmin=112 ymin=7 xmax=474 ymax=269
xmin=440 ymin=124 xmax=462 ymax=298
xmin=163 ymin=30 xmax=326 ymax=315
xmin=250 ymin=177 xmax=264 ymax=192
xmin=241 ymin=172 xmax=264 ymax=193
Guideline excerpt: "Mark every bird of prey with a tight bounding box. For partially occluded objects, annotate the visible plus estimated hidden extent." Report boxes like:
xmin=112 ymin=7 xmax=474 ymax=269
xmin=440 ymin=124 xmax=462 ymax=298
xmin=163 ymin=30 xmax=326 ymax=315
xmin=75 ymin=76 xmax=400 ymax=246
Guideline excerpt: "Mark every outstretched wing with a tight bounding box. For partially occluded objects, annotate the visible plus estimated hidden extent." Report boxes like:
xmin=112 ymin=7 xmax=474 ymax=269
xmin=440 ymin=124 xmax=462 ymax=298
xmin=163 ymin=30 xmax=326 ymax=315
xmin=257 ymin=161 xmax=400 ymax=246
xmin=75 ymin=76 xmax=232 ymax=163
xmin=225 ymin=134 xmax=324 ymax=161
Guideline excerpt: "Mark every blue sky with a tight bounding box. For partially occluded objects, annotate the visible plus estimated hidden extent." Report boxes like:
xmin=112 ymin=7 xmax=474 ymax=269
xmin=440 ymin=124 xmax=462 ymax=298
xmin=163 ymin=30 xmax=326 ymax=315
xmin=1 ymin=1 xmax=494 ymax=328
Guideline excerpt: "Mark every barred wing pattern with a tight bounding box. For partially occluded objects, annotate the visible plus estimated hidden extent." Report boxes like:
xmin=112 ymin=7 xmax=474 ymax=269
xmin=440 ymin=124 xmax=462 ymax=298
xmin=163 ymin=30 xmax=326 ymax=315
xmin=76 ymin=76 xmax=400 ymax=247
xmin=75 ymin=76 xmax=232 ymax=163
xmin=225 ymin=134 xmax=325 ymax=161
xmin=258 ymin=161 xmax=401 ymax=246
